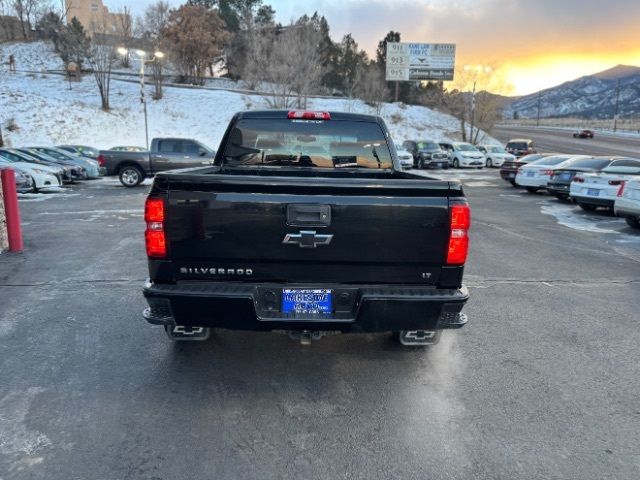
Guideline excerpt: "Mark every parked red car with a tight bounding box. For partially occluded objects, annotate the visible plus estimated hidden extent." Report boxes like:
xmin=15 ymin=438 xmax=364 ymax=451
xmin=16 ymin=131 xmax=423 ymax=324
xmin=573 ymin=129 xmax=594 ymax=139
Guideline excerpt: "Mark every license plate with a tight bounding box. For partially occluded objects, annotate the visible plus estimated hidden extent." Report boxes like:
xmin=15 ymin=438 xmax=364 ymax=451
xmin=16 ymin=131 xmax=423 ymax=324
xmin=282 ymin=289 xmax=332 ymax=314
xmin=560 ymin=173 xmax=571 ymax=180
xmin=587 ymin=188 xmax=600 ymax=196
xmin=506 ymin=173 xmax=515 ymax=178
xmin=527 ymin=171 xmax=535 ymax=177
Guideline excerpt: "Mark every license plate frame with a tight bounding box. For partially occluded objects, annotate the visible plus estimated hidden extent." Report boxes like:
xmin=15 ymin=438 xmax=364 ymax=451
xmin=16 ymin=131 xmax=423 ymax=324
xmin=587 ymin=188 xmax=600 ymax=196
xmin=282 ymin=289 xmax=332 ymax=315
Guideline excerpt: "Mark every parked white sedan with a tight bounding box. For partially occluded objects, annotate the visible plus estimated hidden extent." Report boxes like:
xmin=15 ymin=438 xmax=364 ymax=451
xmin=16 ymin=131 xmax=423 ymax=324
xmin=570 ymin=158 xmax=640 ymax=211
xmin=614 ymin=176 xmax=640 ymax=228
xmin=516 ymin=154 xmax=585 ymax=193
xmin=394 ymin=143 xmax=414 ymax=170
xmin=477 ymin=145 xmax=515 ymax=167
xmin=0 ymin=155 xmax=62 ymax=191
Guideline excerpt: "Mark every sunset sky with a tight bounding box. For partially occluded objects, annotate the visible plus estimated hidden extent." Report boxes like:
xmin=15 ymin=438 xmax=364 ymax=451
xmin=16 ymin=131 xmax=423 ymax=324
xmin=120 ymin=0 xmax=640 ymax=96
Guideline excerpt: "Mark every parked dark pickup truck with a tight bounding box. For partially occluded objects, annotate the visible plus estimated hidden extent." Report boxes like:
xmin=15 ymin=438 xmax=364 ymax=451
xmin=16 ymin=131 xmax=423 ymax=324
xmin=98 ymin=137 xmax=215 ymax=187
xmin=142 ymin=111 xmax=470 ymax=347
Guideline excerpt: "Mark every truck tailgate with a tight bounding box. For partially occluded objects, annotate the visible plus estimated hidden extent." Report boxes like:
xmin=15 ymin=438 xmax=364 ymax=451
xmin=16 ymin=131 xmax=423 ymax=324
xmin=159 ymin=174 xmax=456 ymax=285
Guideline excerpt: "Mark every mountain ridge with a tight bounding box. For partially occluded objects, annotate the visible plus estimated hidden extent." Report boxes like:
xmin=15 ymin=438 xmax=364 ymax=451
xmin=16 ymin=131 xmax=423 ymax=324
xmin=503 ymin=64 xmax=640 ymax=119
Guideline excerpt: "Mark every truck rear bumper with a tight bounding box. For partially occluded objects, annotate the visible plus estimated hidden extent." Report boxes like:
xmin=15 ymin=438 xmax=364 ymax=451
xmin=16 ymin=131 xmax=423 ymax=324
xmin=143 ymin=280 xmax=469 ymax=333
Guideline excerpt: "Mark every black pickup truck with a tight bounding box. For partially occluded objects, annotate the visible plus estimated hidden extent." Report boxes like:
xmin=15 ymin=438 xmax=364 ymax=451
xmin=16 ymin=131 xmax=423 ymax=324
xmin=142 ymin=111 xmax=470 ymax=346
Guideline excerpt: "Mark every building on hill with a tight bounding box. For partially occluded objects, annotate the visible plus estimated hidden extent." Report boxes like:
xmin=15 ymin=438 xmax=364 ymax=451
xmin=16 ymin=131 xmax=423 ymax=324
xmin=64 ymin=0 xmax=129 ymax=35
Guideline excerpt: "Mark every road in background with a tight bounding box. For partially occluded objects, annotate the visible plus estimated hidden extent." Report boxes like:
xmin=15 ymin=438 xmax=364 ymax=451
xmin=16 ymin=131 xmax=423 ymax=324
xmin=1 ymin=173 xmax=639 ymax=479
xmin=494 ymin=125 xmax=640 ymax=157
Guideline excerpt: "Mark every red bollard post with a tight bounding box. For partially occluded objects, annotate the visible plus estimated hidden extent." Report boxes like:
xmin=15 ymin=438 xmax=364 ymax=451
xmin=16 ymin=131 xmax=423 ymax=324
xmin=1 ymin=168 xmax=24 ymax=252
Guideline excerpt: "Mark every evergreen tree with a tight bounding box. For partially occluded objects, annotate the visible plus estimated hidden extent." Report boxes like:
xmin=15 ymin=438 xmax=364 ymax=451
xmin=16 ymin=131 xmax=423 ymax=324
xmin=54 ymin=17 xmax=90 ymax=70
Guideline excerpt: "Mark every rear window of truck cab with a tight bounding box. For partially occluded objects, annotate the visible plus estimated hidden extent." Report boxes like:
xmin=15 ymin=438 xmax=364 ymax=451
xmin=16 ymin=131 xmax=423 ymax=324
xmin=221 ymin=117 xmax=393 ymax=169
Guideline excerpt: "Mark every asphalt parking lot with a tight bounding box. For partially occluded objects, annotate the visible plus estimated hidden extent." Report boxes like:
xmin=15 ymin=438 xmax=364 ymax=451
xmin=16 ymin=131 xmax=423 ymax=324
xmin=1 ymin=171 xmax=639 ymax=480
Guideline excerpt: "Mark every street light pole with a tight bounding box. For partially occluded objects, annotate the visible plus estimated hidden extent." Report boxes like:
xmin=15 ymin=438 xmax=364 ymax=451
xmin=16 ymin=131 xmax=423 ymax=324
xmin=139 ymin=57 xmax=149 ymax=151
xmin=117 ymin=48 xmax=164 ymax=151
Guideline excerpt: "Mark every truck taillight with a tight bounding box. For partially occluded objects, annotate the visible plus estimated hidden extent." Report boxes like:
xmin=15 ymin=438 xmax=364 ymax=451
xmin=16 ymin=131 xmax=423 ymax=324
xmin=145 ymin=197 xmax=166 ymax=258
xmin=447 ymin=204 xmax=471 ymax=265
xmin=97 ymin=154 xmax=106 ymax=167
xmin=287 ymin=110 xmax=331 ymax=120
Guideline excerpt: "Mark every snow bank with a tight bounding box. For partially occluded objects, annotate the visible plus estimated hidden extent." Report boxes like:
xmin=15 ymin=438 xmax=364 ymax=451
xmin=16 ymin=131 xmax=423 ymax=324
xmin=0 ymin=41 xmax=497 ymax=149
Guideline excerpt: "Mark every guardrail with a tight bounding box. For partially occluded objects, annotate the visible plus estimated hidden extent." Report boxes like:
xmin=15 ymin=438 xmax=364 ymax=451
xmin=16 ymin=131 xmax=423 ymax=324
xmin=13 ymin=68 xmax=348 ymax=101
xmin=497 ymin=122 xmax=640 ymax=135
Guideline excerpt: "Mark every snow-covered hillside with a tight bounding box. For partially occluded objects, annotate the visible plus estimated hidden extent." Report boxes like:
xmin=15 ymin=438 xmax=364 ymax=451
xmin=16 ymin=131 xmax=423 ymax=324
xmin=0 ymin=41 xmax=495 ymax=149
xmin=504 ymin=65 xmax=640 ymax=120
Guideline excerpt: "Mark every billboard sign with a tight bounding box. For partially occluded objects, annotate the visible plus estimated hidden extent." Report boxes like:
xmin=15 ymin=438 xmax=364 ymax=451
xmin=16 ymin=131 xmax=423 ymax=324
xmin=386 ymin=43 xmax=456 ymax=81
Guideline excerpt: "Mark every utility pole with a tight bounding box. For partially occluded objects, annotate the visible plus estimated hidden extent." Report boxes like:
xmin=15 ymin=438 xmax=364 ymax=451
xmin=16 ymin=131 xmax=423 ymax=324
xmin=469 ymin=80 xmax=476 ymax=143
xmin=536 ymin=90 xmax=541 ymax=127
xmin=613 ymin=79 xmax=620 ymax=132
xmin=395 ymin=81 xmax=399 ymax=102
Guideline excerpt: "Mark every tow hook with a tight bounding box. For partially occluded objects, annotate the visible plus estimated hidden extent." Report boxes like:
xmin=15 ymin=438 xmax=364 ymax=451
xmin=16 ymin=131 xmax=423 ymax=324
xmin=164 ymin=325 xmax=210 ymax=341
xmin=288 ymin=330 xmax=325 ymax=345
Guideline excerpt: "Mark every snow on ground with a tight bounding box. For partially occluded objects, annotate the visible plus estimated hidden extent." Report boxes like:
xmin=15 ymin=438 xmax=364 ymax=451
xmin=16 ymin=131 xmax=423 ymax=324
xmin=0 ymin=41 xmax=62 ymax=71
xmin=540 ymin=202 xmax=633 ymax=236
xmin=0 ymin=41 xmax=496 ymax=150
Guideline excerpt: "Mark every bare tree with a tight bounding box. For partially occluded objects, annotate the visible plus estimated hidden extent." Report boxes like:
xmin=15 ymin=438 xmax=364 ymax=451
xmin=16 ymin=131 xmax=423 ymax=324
xmin=138 ymin=1 xmax=170 ymax=99
xmin=87 ymin=19 xmax=117 ymax=111
xmin=12 ymin=0 xmax=48 ymax=39
xmin=244 ymin=23 xmax=324 ymax=109
xmin=443 ymin=63 xmax=512 ymax=142
xmin=355 ymin=64 xmax=389 ymax=115
xmin=115 ymin=6 xmax=133 ymax=68
xmin=290 ymin=24 xmax=324 ymax=109
xmin=0 ymin=0 xmax=17 ymax=40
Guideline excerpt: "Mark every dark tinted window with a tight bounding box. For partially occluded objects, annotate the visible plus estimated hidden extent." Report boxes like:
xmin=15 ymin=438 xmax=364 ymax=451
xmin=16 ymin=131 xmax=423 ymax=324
xmin=222 ymin=118 xmax=392 ymax=169
xmin=518 ymin=154 xmax=544 ymax=162
xmin=158 ymin=140 xmax=181 ymax=153
xmin=507 ymin=142 xmax=529 ymax=149
xmin=565 ymin=158 xmax=611 ymax=169
xmin=417 ymin=142 xmax=439 ymax=150
xmin=182 ymin=141 xmax=200 ymax=154
xmin=38 ymin=149 xmax=66 ymax=160
xmin=607 ymin=159 xmax=640 ymax=168
xmin=529 ymin=155 xmax=572 ymax=166
xmin=78 ymin=147 xmax=99 ymax=157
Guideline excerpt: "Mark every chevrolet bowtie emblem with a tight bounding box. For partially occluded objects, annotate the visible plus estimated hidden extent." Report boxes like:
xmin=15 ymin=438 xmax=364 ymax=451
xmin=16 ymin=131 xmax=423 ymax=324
xmin=283 ymin=230 xmax=334 ymax=248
